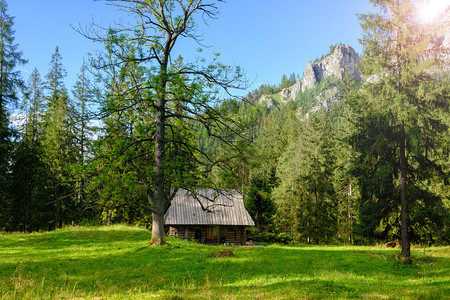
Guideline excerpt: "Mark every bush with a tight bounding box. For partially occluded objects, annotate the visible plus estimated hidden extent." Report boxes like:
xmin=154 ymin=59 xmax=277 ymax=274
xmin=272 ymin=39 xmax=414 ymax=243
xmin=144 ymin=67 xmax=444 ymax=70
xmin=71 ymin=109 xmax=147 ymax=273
xmin=276 ymin=232 xmax=293 ymax=244
xmin=249 ymin=228 xmax=293 ymax=244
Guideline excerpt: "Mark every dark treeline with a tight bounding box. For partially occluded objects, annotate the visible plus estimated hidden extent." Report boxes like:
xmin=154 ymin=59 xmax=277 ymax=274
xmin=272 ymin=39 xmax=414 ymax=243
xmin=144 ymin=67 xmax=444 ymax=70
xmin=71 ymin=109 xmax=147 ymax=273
xmin=0 ymin=0 xmax=448 ymax=254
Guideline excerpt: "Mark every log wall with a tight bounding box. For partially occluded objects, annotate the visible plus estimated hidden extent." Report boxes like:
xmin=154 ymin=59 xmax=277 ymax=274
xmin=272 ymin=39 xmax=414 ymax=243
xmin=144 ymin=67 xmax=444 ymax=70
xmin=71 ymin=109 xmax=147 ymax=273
xmin=166 ymin=225 xmax=249 ymax=245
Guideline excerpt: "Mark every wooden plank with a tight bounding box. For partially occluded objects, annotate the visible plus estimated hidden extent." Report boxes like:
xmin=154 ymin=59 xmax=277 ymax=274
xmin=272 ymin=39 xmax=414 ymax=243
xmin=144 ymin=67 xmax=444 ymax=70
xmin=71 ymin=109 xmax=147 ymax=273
xmin=165 ymin=189 xmax=254 ymax=226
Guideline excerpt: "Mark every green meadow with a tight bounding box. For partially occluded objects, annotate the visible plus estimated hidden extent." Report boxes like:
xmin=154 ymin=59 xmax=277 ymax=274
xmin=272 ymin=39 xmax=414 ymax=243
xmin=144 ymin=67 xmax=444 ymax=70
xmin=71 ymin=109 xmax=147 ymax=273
xmin=0 ymin=225 xmax=448 ymax=299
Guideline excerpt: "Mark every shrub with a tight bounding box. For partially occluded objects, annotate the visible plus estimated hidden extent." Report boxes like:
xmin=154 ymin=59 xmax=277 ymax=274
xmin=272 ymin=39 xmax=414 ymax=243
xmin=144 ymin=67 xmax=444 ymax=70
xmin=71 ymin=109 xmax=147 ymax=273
xmin=249 ymin=228 xmax=293 ymax=244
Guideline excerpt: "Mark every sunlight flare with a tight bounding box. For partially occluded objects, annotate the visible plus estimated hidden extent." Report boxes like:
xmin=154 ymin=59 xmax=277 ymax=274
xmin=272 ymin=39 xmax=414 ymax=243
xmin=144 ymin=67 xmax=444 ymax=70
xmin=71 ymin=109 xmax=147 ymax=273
xmin=418 ymin=0 xmax=450 ymax=23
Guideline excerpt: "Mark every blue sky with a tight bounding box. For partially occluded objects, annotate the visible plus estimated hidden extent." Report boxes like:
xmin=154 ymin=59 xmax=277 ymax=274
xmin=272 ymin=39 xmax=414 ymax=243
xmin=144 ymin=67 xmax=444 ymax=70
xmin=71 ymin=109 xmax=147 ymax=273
xmin=9 ymin=0 xmax=375 ymax=96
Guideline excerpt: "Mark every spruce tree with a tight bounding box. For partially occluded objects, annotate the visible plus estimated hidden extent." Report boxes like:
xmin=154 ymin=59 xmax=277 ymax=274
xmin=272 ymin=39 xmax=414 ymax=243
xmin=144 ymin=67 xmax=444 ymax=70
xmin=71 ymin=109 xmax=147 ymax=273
xmin=0 ymin=0 xmax=26 ymax=230
xmin=89 ymin=40 xmax=153 ymax=225
xmin=295 ymin=112 xmax=337 ymax=244
xmin=9 ymin=68 xmax=46 ymax=231
xmin=334 ymin=70 xmax=359 ymax=244
xmin=71 ymin=62 xmax=94 ymax=204
xmin=355 ymin=0 xmax=449 ymax=258
xmin=42 ymin=47 xmax=76 ymax=228
xmin=245 ymin=174 xmax=277 ymax=232
xmin=0 ymin=0 xmax=26 ymax=108
xmin=22 ymin=68 xmax=44 ymax=143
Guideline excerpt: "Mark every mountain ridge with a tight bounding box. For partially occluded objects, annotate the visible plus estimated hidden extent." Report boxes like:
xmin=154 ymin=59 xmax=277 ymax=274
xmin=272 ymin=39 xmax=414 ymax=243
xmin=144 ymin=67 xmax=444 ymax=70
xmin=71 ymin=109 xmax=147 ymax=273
xmin=259 ymin=44 xmax=361 ymax=111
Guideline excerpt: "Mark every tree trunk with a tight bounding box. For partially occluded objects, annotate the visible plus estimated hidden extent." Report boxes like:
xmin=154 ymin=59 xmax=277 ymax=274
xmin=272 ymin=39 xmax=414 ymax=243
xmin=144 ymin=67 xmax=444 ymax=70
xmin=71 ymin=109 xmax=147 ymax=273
xmin=78 ymin=101 xmax=85 ymax=203
xmin=151 ymin=101 xmax=166 ymax=245
xmin=26 ymin=179 xmax=32 ymax=232
xmin=151 ymin=49 xmax=168 ymax=244
xmin=399 ymin=125 xmax=410 ymax=258
xmin=348 ymin=177 xmax=353 ymax=245
xmin=151 ymin=209 xmax=166 ymax=245
xmin=57 ymin=198 xmax=62 ymax=229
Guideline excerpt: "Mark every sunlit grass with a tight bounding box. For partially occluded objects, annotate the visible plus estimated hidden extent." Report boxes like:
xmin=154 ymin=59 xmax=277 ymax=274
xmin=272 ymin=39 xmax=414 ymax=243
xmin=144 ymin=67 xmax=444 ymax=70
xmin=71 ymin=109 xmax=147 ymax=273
xmin=0 ymin=225 xmax=448 ymax=299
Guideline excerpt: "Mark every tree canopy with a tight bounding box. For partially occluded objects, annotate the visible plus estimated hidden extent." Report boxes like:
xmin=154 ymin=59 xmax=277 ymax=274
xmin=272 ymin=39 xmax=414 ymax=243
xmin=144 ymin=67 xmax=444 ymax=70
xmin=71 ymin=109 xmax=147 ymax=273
xmin=0 ymin=0 xmax=448 ymax=254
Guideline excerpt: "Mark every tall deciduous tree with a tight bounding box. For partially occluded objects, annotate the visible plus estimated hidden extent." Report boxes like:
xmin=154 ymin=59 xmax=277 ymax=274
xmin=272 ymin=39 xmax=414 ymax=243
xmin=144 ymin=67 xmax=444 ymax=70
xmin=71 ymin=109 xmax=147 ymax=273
xmin=356 ymin=0 xmax=449 ymax=258
xmin=86 ymin=0 xmax=246 ymax=244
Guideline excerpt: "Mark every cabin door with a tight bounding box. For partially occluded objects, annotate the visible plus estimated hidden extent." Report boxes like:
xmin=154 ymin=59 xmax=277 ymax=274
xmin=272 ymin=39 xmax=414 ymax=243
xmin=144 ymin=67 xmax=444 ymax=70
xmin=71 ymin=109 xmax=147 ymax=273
xmin=206 ymin=226 xmax=219 ymax=243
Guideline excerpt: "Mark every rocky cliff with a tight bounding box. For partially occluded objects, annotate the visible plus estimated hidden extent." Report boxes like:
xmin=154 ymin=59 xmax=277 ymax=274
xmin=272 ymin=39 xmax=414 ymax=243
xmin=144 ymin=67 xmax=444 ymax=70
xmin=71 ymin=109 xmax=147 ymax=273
xmin=259 ymin=44 xmax=361 ymax=107
xmin=258 ymin=31 xmax=448 ymax=111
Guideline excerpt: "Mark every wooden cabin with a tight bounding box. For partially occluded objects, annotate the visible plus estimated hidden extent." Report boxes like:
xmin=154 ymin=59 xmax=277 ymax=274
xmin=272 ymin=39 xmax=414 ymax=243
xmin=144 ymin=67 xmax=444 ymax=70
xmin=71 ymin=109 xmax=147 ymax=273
xmin=164 ymin=189 xmax=255 ymax=245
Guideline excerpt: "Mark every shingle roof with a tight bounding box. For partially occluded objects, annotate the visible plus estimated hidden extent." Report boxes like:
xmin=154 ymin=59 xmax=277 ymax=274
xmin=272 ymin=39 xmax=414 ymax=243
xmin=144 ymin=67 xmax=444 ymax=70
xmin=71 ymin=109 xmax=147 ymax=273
xmin=164 ymin=189 xmax=255 ymax=226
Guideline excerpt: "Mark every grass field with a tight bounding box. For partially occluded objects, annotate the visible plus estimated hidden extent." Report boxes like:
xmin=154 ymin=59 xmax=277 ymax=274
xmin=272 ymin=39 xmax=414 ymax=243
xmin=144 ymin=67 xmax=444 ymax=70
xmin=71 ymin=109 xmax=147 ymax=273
xmin=0 ymin=225 xmax=448 ymax=299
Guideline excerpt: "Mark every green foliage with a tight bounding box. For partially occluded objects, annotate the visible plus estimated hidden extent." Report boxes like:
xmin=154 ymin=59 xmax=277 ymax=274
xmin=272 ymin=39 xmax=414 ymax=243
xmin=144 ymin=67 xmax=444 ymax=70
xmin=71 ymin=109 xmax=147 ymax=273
xmin=245 ymin=73 xmax=297 ymax=103
xmin=40 ymin=47 xmax=82 ymax=229
xmin=88 ymin=3 xmax=249 ymax=244
xmin=70 ymin=62 xmax=96 ymax=204
xmin=293 ymin=87 xmax=315 ymax=112
xmin=245 ymin=172 xmax=277 ymax=232
xmin=0 ymin=0 xmax=27 ymax=107
xmin=87 ymin=40 xmax=154 ymax=225
xmin=294 ymin=112 xmax=338 ymax=244
xmin=352 ymin=0 xmax=450 ymax=251
xmin=0 ymin=0 xmax=448 ymax=251
xmin=247 ymin=227 xmax=293 ymax=244
xmin=331 ymin=72 xmax=359 ymax=244
xmin=280 ymin=72 xmax=297 ymax=90
xmin=6 ymin=141 xmax=55 ymax=231
xmin=0 ymin=0 xmax=27 ymax=231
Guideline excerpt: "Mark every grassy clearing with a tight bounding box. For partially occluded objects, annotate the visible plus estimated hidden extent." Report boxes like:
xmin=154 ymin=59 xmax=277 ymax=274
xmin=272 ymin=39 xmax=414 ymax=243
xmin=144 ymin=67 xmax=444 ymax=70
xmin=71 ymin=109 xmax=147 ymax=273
xmin=0 ymin=225 xmax=448 ymax=299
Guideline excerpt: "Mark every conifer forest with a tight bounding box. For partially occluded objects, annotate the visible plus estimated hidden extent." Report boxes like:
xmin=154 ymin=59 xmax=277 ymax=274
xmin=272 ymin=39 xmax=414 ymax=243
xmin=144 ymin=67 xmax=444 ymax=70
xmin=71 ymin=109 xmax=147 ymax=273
xmin=0 ymin=0 xmax=449 ymax=258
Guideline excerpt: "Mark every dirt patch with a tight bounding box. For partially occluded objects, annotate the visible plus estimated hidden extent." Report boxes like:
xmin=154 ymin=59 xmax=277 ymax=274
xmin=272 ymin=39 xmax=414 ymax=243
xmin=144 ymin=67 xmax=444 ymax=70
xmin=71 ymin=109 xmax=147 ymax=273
xmin=384 ymin=241 xmax=398 ymax=248
xmin=207 ymin=250 xmax=236 ymax=258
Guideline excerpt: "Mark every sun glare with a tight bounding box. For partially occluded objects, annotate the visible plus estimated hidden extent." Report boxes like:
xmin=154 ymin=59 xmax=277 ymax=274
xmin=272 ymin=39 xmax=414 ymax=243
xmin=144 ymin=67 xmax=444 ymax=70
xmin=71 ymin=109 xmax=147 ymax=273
xmin=418 ymin=0 xmax=450 ymax=23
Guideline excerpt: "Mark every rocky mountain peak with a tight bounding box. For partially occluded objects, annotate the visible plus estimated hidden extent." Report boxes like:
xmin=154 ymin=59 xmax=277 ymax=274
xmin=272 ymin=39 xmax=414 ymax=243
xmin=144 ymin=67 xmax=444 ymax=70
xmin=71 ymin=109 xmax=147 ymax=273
xmin=259 ymin=44 xmax=361 ymax=107
xmin=314 ymin=44 xmax=361 ymax=81
xmin=297 ymin=44 xmax=361 ymax=94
